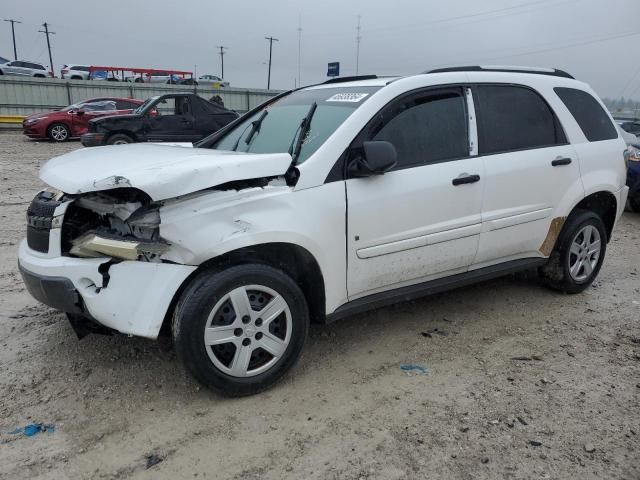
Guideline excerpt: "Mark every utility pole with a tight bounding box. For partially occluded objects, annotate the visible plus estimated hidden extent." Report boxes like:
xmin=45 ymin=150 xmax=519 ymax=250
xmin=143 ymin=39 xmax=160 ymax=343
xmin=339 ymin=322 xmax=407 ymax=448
xmin=216 ymin=45 xmax=227 ymax=79
xmin=355 ymin=15 xmax=361 ymax=76
xmin=4 ymin=19 xmax=22 ymax=60
xmin=265 ymin=36 xmax=279 ymax=90
xmin=297 ymin=15 xmax=302 ymax=87
xmin=38 ymin=22 xmax=56 ymax=77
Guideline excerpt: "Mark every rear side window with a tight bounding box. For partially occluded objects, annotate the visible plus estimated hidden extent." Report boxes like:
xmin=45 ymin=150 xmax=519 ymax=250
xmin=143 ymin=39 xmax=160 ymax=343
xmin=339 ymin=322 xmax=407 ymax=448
xmin=475 ymin=85 xmax=566 ymax=155
xmin=370 ymin=89 xmax=469 ymax=168
xmin=555 ymin=87 xmax=618 ymax=142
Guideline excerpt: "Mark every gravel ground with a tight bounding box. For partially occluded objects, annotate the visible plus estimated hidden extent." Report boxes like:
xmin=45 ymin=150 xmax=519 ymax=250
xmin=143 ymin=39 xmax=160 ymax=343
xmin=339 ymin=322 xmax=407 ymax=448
xmin=0 ymin=131 xmax=639 ymax=480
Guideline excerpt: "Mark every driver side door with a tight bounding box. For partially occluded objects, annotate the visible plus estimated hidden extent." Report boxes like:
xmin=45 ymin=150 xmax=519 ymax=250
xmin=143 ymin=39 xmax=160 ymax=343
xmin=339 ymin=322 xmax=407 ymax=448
xmin=345 ymin=87 xmax=484 ymax=299
xmin=147 ymin=97 xmax=198 ymax=142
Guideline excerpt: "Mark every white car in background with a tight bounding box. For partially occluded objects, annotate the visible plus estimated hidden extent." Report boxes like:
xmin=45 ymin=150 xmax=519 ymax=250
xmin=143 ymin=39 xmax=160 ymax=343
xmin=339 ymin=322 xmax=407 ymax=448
xmin=61 ymin=64 xmax=91 ymax=80
xmin=196 ymin=74 xmax=229 ymax=87
xmin=0 ymin=60 xmax=50 ymax=77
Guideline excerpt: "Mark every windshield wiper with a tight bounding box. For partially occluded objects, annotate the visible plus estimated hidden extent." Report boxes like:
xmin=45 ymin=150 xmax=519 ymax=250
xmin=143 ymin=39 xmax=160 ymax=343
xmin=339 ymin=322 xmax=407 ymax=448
xmin=231 ymin=110 xmax=268 ymax=152
xmin=244 ymin=110 xmax=268 ymax=145
xmin=288 ymin=101 xmax=317 ymax=163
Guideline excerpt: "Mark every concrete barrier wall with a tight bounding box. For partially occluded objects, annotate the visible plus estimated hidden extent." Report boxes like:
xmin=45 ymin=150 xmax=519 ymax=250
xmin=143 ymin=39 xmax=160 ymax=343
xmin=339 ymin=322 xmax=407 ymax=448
xmin=0 ymin=76 xmax=280 ymax=116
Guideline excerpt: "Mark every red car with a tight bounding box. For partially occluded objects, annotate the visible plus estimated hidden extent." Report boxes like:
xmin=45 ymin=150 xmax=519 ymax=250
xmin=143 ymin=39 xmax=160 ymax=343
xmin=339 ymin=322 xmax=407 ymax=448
xmin=22 ymin=97 xmax=144 ymax=142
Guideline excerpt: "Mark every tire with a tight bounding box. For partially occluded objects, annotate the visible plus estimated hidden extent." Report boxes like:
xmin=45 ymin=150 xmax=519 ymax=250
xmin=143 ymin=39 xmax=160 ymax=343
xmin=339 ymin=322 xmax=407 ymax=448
xmin=540 ymin=210 xmax=607 ymax=294
xmin=34 ymin=74 xmax=45 ymax=78
xmin=172 ymin=264 xmax=309 ymax=397
xmin=106 ymin=133 xmax=133 ymax=145
xmin=48 ymin=123 xmax=70 ymax=142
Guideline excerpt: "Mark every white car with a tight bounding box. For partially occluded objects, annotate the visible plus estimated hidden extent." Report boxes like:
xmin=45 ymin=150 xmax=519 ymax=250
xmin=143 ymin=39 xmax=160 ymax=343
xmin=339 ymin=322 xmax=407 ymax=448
xmin=0 ymin=60 xmax=50 ymax=77
xmin=60 ymin=64 xmax=91 ymax=80
xmin=18 ymin=66 xmax=628 ymax=396
xmin=194 ymin=74 xmax=229 ymax=87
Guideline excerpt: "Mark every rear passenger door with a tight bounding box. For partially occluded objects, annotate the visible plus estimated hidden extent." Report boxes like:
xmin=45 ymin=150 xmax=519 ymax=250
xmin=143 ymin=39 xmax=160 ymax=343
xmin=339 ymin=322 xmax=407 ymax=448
xmin=346 ymin=87 xmax=484 ymax=298
xmin=471 ymin=84 xmax=583 ymax=267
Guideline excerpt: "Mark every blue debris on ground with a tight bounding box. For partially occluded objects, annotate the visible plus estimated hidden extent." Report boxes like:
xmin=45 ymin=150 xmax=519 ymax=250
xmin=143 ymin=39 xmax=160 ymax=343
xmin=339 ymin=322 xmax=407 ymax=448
xmin=400 ymin=364 xmax=428 ymax=375
xmin=9 ymin=424 xmax=56 ymax=437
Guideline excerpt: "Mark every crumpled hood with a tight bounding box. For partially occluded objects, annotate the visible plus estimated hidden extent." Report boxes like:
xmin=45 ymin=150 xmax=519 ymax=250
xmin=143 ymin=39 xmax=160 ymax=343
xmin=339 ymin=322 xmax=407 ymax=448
xmin=40 ymin=143 xmax=293 ymax=200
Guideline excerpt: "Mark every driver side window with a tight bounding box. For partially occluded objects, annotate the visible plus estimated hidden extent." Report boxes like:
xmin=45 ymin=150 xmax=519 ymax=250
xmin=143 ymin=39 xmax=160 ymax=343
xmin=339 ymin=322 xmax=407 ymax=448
xmin=369 ymin=89 xmax=469 ymax=169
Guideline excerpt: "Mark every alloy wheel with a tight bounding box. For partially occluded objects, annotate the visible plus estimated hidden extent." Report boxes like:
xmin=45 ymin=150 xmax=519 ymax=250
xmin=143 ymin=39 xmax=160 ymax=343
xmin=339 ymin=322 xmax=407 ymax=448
xmin=50 ymin=125 xmax=68 ymax=141
xmin=567 ymin=224 xmax=601 ymax=282
xmin=204 ymin=285 xmax=292 ymax=377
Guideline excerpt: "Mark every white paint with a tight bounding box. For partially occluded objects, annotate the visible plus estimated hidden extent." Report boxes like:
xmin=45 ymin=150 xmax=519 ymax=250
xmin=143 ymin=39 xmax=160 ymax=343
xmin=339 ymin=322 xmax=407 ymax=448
xmin=40 ymin=143 xmax=293 ymax=200
xmin=20 ymin=68 xmax=629 ymax=340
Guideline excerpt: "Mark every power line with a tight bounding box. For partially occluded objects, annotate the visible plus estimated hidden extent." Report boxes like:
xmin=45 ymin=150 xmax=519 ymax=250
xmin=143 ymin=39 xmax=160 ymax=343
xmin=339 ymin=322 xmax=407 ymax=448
xmin=355 ymin=15 xmax=361 ymax=76
xmin=38 ymin=22 xmax=55 ymax=76
xmin=4 ymin=19 xmax=22 ymax=60
xmin=265 ymin=36 xmax=278 ymax=90
xmin=216 ymin=45 xmax=227 ymax=79
xmin=297 ymin=15 xmax=302 ymax=87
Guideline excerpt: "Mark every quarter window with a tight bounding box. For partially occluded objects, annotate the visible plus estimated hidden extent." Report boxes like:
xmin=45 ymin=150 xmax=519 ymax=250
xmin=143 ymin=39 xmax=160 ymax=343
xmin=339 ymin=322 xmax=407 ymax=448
xmin=369 ymin=89 xmax=468 ymax=168
xmin=555 ymin=87 xmax=618 ymax=142
xmin=475 ymin=85 xmax=566 ymax=155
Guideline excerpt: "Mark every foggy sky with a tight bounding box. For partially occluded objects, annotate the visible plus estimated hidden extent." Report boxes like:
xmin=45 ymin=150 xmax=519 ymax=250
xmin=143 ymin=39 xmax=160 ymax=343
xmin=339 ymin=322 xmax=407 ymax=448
xmin=3 ymin=0 xmax=640 ymax=99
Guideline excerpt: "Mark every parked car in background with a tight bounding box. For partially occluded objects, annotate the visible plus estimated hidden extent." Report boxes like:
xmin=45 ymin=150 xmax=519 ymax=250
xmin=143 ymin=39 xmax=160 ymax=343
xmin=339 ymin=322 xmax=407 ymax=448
xmin=619 ymin=125 xmax=640 ymax=212
xmin=181 ymin=74 xmax=229 ymax=87
xmin=134 ymin=72 xmax=185 ymax=84
xmin=619 ymin=120 xmax=640 ymax=137
xmin=0 ymin=60 xmax=51 ymax=77
xmin=61 ymin=64 xmax=91 ymax=80
xmin=23 ymin=97 xmax=143 ymax=142
xmin=20 ymin=67 xmax=628 ymax=396
xmin=0 ymin=56 xmax=10 ymax=65
xmin=81 ymin=93 xmax=238 ymax=146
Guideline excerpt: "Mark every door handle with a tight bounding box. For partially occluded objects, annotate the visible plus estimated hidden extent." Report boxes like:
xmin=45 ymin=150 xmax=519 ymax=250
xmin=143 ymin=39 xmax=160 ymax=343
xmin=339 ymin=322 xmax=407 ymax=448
xmin=452 ymin=174 xmax=480 ymax=186
xmin=551 ymin=157 xmax=572 ymax=166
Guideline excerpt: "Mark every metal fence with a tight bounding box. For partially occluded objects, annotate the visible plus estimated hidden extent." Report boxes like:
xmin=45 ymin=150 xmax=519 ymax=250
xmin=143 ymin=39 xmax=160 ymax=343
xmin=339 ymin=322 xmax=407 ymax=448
xmin=0 ymin=76 xmax=280 ymax=116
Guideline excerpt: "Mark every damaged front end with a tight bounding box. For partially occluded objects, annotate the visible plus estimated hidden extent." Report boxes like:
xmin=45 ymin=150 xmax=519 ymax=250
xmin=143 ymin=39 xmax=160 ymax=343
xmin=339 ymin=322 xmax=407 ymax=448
xmin=62 ymin=188 xmax=169 ymax=262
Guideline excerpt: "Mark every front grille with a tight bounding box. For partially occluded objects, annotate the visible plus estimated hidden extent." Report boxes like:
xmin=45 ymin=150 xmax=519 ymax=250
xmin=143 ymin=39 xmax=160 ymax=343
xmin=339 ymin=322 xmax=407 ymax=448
xmin=26 ymin=191 xmax=63 ymax=253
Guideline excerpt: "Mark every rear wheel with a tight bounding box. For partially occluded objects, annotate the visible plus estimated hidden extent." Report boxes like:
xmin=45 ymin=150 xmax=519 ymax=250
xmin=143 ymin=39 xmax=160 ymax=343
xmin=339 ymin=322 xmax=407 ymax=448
xmin=540 ymin=210 xmax=607 ymax=293
xmin=172 ymin=264 xmax=309 ymax=396
xmin=48 ymin=123 xmax=70 ymax=142
xmin=106 ymin=133 xmax=133 ymax=145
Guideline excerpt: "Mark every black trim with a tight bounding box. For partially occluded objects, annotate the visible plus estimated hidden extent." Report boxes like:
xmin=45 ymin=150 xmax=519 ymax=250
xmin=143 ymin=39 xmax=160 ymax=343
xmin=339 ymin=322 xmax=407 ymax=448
xmin=19 ymin=263 xmax=83 ymax=314
xmin=325 ymin=258 xmax=546 ymax=323
xmin=323 ymin=75 xmax=378 ymax=84
xmin=427 ymin=66 xmax=574 ymax=79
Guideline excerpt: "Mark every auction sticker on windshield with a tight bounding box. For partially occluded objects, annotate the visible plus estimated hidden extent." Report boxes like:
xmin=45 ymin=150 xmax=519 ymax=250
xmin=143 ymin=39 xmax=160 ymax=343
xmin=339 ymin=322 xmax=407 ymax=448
xmin=326 ymin=93 xmax=369 ymax=103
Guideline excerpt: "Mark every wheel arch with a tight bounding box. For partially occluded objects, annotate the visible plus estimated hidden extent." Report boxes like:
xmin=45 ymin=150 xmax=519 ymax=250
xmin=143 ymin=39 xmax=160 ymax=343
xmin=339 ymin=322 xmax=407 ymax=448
xmin=105 ymin=130 xmax=138 ymax=143
xmin=571 ymin=190 xmax=617 ymax=241
xmin=47 ymin=121 xmax=71 ymax=139
xmin=159 ymin=242 xmax=327 ymax=338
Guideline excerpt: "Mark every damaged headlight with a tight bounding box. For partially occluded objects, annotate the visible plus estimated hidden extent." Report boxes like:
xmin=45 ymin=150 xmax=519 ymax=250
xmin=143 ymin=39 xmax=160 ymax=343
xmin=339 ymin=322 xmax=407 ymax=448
xmin=70 ymin=232 xmax=169 ymax=260
xmin=625 ymin=145 xmax=640 ymax=166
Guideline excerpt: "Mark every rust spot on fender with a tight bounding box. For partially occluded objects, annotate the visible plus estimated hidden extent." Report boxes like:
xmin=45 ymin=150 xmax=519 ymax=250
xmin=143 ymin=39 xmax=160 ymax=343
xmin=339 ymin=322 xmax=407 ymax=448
xmin=539 ymin=217 xmax=566 ymax=256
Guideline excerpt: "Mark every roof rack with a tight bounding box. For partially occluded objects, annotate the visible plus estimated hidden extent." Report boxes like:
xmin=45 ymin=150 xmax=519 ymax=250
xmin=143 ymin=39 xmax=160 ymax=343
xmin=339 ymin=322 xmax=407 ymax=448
xmin=426 ymin=66 xmax=574 ymax=79
xmin=322 ymin=75 xmax=378 ymax=84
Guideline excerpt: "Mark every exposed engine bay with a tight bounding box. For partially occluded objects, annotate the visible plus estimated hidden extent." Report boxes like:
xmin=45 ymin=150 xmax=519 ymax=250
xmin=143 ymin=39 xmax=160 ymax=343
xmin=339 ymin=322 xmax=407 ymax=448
xmin=61 ymin=188 xmax=169 ymax=262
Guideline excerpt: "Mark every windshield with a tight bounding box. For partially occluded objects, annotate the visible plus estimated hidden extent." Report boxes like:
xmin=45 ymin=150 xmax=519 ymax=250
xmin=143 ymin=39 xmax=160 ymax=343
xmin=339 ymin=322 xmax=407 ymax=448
xmin=134 ymin=96 xmax=159 ymax=115
xmin=211 ymin=86 xmax=380 ymax=164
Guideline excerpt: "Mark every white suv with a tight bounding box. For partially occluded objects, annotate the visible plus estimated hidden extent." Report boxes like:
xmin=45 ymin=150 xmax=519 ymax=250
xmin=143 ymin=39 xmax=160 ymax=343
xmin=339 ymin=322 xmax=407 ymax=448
xmin=0 ymin=60 xmax=50 ymax=77
xmin=18 ymin=66 xmax=629 ymax=396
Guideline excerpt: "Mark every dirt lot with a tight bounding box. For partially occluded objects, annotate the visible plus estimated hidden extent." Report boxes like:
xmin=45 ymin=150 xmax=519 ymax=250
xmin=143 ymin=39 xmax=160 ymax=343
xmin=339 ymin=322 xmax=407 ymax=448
xmin=0 ymin=131 xmax=639 ymax=480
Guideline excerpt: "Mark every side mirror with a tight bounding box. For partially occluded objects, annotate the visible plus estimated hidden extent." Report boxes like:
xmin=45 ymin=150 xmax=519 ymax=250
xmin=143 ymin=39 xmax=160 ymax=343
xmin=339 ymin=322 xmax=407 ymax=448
xmin=349 ymin=140 xmax=397 ymax=177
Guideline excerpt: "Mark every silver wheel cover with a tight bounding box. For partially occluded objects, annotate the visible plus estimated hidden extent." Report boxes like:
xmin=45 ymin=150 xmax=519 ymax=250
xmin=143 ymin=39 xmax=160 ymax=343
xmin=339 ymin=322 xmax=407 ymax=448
xmin=204 ymin=285 xmax=292 ymax=378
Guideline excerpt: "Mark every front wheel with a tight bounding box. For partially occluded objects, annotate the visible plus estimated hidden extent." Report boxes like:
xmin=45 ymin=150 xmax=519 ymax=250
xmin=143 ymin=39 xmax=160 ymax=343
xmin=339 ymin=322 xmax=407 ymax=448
xmin=540 ymin=210 xmax=607 ymax=293
xmin=172 ymin=264 xmax=309 ymax=396
xmin=48 ymin=123 xmax=70 ymax=142
xmin=106 ymin=133 xmax=133 ymax=145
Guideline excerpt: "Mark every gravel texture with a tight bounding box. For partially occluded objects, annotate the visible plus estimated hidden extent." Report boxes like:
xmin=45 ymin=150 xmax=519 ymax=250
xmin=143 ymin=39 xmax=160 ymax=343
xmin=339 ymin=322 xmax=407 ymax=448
xmin=1 ymin=132 xmax=639 ymax=479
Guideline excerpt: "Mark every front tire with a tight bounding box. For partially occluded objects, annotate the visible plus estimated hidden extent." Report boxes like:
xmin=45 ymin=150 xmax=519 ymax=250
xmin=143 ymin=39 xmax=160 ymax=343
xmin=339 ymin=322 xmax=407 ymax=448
xmin=172 ymin=264 xmax=309 ymax=396
xmin=106 ymin=133 xmax=133 ymax=145
xmin=540 ymin=210 xmax=607 ymax=293
xmin=48 ymin=123 xmax=70 ymax=142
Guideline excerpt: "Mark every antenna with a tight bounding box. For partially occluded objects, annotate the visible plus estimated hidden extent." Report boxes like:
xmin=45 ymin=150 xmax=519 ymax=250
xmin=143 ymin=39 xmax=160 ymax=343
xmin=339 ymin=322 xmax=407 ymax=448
xmin=355 ymin=15 xmax=361 ymax=76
